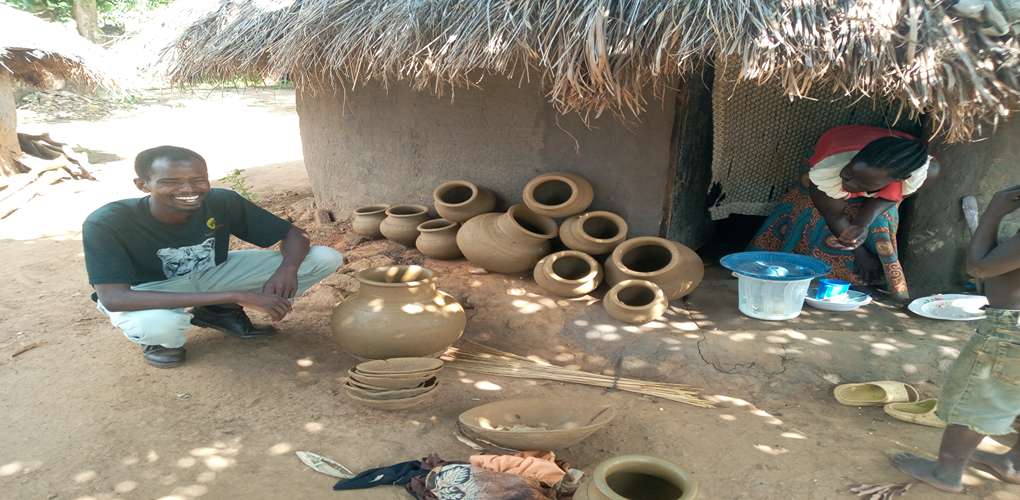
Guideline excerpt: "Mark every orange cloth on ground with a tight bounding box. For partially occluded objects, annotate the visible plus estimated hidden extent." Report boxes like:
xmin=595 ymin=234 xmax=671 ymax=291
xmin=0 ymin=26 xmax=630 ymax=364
xmin=469 ymin=451 xmax=566 ymax=486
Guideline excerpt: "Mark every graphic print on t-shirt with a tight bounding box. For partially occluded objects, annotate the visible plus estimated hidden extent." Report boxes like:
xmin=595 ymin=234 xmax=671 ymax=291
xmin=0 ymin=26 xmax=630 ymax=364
xmin=156 ymin=237 xmax=215 ymax=278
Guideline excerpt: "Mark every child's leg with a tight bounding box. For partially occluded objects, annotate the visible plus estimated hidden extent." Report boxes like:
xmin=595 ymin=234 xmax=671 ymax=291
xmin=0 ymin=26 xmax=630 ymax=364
xmin=971 ymin=417 xmax=1020 ymax=483
xmin=893 ymin=424 xmax=985 ymax=493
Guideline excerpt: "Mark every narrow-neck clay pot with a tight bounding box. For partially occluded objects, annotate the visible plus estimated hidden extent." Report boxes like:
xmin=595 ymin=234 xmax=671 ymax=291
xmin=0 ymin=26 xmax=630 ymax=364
xmin=605 ymin=237 xmax=704 ymax=300
xmin=457 ymin=204 xmax=557 ymax=274
xmin=416 ymin=219 xmax=462 ymax=260
xmin=523 ymin=171 xmax=594 ymax=218
xmin=560 ymin=211 xmax=628 ymax=255
xmin=574 ymin=455 xmax=698 ymax=500
xmin=433 ymin=181 xmax=497 ymax=223
xmin=329 ymin=265 xmax=466 ymax=359
xmin=352 ymin=205 xmax=389 ymax=237
xmin=603 ymin=279 xmax=668 ymax=324
xmin=533 ymin=250 xmax=603 ymax=298
xmin=380 ymin=204 xmax=430 ymax=246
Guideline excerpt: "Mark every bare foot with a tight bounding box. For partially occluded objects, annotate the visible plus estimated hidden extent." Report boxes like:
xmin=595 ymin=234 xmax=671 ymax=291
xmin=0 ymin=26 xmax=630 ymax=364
xmin=891 ymin=453 xmax=964 ymax=493
xmin=972 ymin=450 xmax=1020 ymax=484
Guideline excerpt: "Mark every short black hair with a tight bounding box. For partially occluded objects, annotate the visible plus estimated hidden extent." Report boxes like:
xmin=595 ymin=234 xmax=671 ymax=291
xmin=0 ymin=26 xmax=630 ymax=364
xmin=853 ymin=136 xmax=928 ymax=180
xmin=134 ymin=145 xmax=207 ymax=179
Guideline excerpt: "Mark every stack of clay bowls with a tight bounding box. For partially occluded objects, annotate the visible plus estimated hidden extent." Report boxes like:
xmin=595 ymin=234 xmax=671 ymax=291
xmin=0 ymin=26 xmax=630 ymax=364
xmin=344 ymin=357 xmax=442 ymax=410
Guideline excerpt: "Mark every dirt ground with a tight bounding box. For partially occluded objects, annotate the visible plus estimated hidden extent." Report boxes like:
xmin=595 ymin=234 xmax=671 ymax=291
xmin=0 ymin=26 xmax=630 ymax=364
xmin=2 ymin=89 xmax=1019 ymax=500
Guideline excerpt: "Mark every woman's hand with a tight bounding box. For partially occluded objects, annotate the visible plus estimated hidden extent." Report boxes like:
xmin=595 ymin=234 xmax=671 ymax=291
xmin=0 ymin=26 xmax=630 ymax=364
xmin=988 ymin=185 xmax=1020 ymax=217
xmin=838 ymin=224 xmax=867 ymax=249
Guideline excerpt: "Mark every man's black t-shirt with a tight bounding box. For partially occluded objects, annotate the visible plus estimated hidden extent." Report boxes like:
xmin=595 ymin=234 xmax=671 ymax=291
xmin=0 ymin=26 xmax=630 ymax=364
xmin=83 ymin=188 xmax=292 ymax=286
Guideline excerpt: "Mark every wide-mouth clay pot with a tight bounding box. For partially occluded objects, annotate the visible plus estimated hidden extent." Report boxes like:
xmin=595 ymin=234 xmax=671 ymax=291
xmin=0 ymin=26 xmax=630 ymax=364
xmin=534 ymin=250 xmax=603 ymax=298
xmin=457 ymin=204 xmax=558 ymax=274
xmin=380 ymin=204 xmax=430 ymax=246
xmin=416 ymin=219 xmax=463 ymax=260
xmin=575 ymin=455 xmax=698 ymax=500
xmin=352 ymin=204 xmax=389 ymax=238
xmin=560 ymin=211 xmax=628 ymax=255
xmin=523 ymin=172 xmax=594 ymax=218
xmin=458 ymin=398 xmax=616 ymax=450
xmin=433 ymin=181 xmax=497 ymax=223
xmin=605 ymin=237 xmax=704 ymax=300
xmin=603 ymin=279 xmax=669 ymax=324
xmin=355 ymin=357 xmax=444 ymax=374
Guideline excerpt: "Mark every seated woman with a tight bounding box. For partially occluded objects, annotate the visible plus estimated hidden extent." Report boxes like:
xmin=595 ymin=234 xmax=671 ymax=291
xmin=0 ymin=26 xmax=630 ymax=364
xmin=748 ymin=125 xmax=939 ymax=302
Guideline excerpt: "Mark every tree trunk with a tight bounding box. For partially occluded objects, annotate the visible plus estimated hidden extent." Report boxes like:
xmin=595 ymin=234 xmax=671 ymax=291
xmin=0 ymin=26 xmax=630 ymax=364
xmin=0 ymin=72 xmax=24 ymax=177
xmin=72 ymin=0 xmax=99 ymax=43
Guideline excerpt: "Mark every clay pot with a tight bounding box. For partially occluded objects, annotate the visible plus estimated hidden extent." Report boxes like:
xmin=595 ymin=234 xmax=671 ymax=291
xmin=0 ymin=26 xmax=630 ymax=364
xmin=603 ymin=280 xmax=668 ymax=324
xmin=533 ymin=251 xmax=603 ymax=298
xmin=574 ymin=455 xmax=698 ymax=500
xmin=352 ymin=205 xmax=389 ymax=237
xmin=347 ymin=369 xmax=438 ymax=389
xmin=330 ymin=265 xmax=466 ymax=359
xmin=433 ymin=181 xmax=497 ymax=223
xmin=560 ymin=211 xmax=628 ymax=255
xmin=605 ymin=237 xmax=704 ymax=300
xmin=355 ymin=357 xmax=444 ymax=374
xmin=456 ymin=204 xmax=557 ymax=274
xmin=416 ymin=219 xmax=462 ymax=260
xmin=523 ymin=171 xmax=594 ymax=218
xmin=346 ymin=387 xmax=438 ymax=411
xmin=379 ymin=205 xmax=430 ymax=246
xmin=458 ymin=398 xmax=616 ymax=450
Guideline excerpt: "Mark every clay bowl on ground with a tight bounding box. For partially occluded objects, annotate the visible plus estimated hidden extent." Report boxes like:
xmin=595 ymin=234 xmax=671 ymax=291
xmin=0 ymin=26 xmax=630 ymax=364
xmin=344 ymin=377 xmax=438 ymax=400
xmin=355 ymin=357 xmax=444 ymax=375
xmin=458 ymin=398 xmax=616 ymax=450
xmin=346 ymin=369 xmax=439 ymax=390
xmin=346 ymin=387 xmax=438 ymax=411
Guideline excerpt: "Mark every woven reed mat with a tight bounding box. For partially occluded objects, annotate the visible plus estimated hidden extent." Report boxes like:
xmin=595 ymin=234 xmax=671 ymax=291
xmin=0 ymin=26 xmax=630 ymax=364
xmin=708 ymin=59 xmax=910 ymax=220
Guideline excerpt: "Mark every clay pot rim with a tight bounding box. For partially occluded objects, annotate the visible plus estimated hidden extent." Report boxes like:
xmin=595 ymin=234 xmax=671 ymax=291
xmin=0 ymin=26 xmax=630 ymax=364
xmin=575 ymin=211 xmax=628 ymax=244
xmin=590 ymin=454 xmax=698 ymax=500
xmin=356 ymin=265 xmax=437 ymax=288
xmin=385 ymin=204 xmax=430 ymax=218
xmin=608 ymin=279 xmax=666 ymax=311
xmin=417 ymin=218 xmax=459 ymax=233
xmin=611 ymin=237 xmax=681 ymax=277
xmin=542 ymin=251 xmax=600 ymax=285
xmin=433 ymin=181 xmax=480 ymax=208
xmin=506 ymin=204 xmax=558 ymax=239
xmin=523 ymin=172 xmax=581 ymax=210
xmin=354 ymin=204 xmax=390 ymax=216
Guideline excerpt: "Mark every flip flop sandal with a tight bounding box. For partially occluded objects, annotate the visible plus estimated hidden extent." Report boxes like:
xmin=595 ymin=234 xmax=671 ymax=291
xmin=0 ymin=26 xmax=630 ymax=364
xmin=883 ymin=399 xmax=946 ymax=428
xmin=834 ymin=381 xmax=920 ymax=407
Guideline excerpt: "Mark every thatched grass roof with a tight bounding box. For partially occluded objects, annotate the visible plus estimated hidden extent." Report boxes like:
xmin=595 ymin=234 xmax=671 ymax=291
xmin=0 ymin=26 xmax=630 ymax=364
xmin=167 ymin=0 xmax=1020 ymax=142
xmin=0 ymin=4 xmax=112 ymax=90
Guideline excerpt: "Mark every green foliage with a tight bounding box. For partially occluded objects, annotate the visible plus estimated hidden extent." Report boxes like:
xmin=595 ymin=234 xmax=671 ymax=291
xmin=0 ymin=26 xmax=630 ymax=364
xmin=2 ymin=0 xmax=172 ymax=22
xmin=222 ymin=169 xmax=258 ymax=202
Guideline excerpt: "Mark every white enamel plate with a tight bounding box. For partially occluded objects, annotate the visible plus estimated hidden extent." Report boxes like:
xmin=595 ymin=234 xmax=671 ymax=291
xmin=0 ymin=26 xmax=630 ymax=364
xmin=907 ymin=294 xmax=988 ymax=321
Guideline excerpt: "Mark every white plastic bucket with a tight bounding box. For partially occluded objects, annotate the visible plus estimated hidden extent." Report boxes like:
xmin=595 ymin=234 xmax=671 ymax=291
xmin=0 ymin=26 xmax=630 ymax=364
xmin=734 ymin=273 xmax=814 ymax=321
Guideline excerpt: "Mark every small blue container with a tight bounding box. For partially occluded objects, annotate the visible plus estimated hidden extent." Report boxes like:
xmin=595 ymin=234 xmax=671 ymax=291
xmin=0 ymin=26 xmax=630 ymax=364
xmin=815 ymin=279 xmax=850 ymax=300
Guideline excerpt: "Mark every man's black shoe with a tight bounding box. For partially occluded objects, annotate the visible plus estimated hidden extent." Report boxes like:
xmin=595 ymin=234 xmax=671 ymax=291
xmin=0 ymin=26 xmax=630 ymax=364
xmin=143 ymin=345 xmax=185 ymax=368
xmin=190 ymin=303 xmax=277 ymax=339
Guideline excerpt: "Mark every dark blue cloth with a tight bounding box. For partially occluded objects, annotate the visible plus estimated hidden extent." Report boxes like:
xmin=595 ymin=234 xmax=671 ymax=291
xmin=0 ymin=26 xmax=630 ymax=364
xmin=333 ymin=460 xmax=427 ymax=490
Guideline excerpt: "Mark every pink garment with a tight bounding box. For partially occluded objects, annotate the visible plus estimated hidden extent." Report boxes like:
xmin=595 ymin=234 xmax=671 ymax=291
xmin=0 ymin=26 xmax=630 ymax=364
xmin=469 ymin=451 xmax=566 ymax=486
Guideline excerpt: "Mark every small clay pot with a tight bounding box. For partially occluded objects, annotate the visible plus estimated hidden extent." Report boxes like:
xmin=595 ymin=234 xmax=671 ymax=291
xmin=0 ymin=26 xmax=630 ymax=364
xmin=574 ymin=455 xmax=698 ymax=500
xmin=605 ymin=237 xmax=704 ymax=300
xmin=559 ymin=211 xmax=628 ymax=255
xmin=433 ymin=180 xmax=497 ymax=223
xmin=416 ymin=219 xmax=462 ymax=260
xmin=352 ymin=205 xmax=389 ymax=237
xmin=533 ymin=250 xmax=603 ymax=298
xmin=457 ymin=204 xmax=558 ymax=274
xmin=379 ymin=204 xmax=430 ymax=246
xmin=523 ymin=171 xmax=594 ymax=218
xmin=603 ymin=280 xmax=668 ymax=324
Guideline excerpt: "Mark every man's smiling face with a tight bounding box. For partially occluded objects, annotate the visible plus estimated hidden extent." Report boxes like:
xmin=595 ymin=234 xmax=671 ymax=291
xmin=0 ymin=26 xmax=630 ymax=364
xmin=136 ymin=157 xmax=211 ymax=213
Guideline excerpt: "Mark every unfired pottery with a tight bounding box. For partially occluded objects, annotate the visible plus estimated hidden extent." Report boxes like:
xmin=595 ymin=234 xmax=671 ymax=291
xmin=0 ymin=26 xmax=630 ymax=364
xmin=533 ymin=250 xmax=603 ymax=298
xmin=559 ymin=211 xmax=628 ymax=255
xmin=330 ymin=265 xmax=466 ymax=359
xmin=433 ymin=180 xmax=497 ymax=223
xmin=603 ymin=280 xmax=668 ymax=324
xmin=416 ymin=219 xmax=462 ymax=260
xmin=344 ymin=377 xmax=437 ymax=400
xmin=605 ymin=237 xmax=704 ymax=300
xmin=574 ymin=455 xmax=698 ymax=500
xmin=352 ymin=205 xmax=389 ymax=237
xmin=379 ymin=205 xmax=430 ymax=246
xmin=522 ymin=172 xmax=594 ymax=218
xmin=456 ymin=204 xmax=557 ymax=274
xmin=346 ymin=387 xmax=438 ymax=411
xmin=459 ymin=398 xmax=616 ymax=450
xmin=355 ymin=357 xmax=444 ymax=374
xmin=347 ymin=369 xmax=439 ymax=389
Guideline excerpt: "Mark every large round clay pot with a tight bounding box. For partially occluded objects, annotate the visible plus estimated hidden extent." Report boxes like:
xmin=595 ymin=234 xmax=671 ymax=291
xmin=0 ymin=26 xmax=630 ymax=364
xmin=603 ymin=280 xmax=668 ymax=324
xmin=433 ymin=180 xmax=497 ymax=223
xmin=522 ymin=171 xmax=594 ymax=218
xmin=605 ymin=237 xmax=704 ymax=300
xmin=574 ymin=455 xmax=698 ymax=500
xmin=416 ymin=219 xmax=462 ymax=260
xmin=379 ymin=204 xmax=430 ymax=246
xmin=330 ymin=265 xmax=466 ymax=359
xmin=559 ymin=211 xmax=628 ymax=255
xmin=456 ymin=204 xmax=557 ymax=274
xmin=533 ymin=250 xmax=603 ymax=298
xmin=352 ymin=205 xmax=389 ymax=237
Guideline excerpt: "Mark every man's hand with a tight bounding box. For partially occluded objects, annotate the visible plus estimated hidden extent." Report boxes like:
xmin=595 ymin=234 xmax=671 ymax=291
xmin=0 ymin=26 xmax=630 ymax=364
xmin=262 ymin=266 xmax=299 ymax=299
xmin=988 ymin=185 xmax=1020 ymax=217
xmin=236 ymin=292 xmax=293 ymax=321
xmin=838 ymin=224 xmax=868 ymax=249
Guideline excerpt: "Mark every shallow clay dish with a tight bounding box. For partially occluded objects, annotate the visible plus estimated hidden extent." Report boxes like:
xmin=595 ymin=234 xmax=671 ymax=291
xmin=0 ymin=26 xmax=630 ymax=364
xmin=355 ymin=357 xmax=444 ymax=375
xmin=347 ymin=369 xmax=438 ymax=390
xmin=346 ymin=387 xmax=438 ymax=411
xmin=459 ymin=398 xmax=616 ymax=450
xmin=344 ymin=378 xmax=437 ymax=400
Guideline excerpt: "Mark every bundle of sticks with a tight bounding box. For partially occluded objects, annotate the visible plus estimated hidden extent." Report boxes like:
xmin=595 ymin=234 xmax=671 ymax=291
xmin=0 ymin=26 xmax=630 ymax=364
xmin=442 ymin=341 xmax=713 ymax=409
